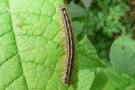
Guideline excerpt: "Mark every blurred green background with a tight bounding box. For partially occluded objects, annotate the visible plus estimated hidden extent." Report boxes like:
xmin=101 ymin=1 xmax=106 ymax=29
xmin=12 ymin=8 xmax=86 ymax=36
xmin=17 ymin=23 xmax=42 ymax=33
xmin=64 ymin=0 xmax=135 ymax=62
xmin=63 ymin=1 xmax=135 ymax=89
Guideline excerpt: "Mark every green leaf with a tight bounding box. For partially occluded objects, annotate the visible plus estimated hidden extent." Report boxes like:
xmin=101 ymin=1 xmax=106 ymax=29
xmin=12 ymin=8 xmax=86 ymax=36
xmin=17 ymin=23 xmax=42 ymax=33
xmin=110 ymin=36 xmax=135 ymax=79
xmin=81 ymin=0 xmax=93 ymax=9
xmin=68 ymin=1 xmax=87 ymax=18
xmin=0 ymin=0 xmax=78 ymax=90
xmin=103 ymin=80 xmax=116 ymax=90
xmin=77 ymin=70 xmax=95 ymax=90
xmin=105 ymin=68 xmax=135 ymax=90
xmin=78 ymin=35 xmax=105 ymax=69
xmin=72 ymin=21 xmax=84 ymax=36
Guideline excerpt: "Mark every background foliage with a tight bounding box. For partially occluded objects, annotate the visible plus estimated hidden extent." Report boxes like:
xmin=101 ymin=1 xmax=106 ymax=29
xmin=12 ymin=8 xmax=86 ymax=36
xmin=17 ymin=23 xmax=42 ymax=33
xmin=65 ymin=0 xmax=135 ymax=89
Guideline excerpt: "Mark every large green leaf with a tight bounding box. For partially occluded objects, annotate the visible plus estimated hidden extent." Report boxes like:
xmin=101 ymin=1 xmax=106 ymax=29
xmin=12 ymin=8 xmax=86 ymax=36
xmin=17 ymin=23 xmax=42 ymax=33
xmin=0 ymin=0 xmax=74 ymax=90
xmin=110 ymin=36 xmax=135 ymax=79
